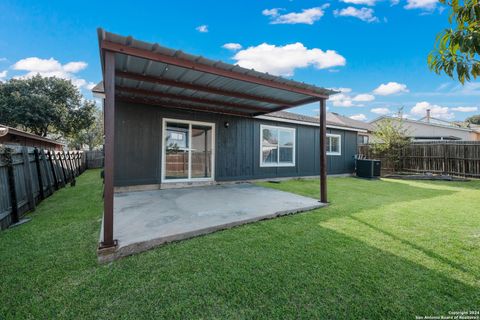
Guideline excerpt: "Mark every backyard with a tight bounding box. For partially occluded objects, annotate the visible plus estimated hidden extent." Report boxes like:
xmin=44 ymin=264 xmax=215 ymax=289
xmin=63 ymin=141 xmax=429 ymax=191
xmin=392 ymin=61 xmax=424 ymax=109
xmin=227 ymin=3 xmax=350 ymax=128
xmin=0 ymin=169 xmax=479 ymax=319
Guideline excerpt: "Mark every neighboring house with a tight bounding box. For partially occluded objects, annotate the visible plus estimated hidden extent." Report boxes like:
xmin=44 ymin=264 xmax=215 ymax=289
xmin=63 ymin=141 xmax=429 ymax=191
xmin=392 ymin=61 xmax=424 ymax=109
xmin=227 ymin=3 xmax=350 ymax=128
xmin=370 ymin=113 xmax=480 ymax=141
xmin=0 ymin=125 xmax=64 ymax=150
xmin=327 ymin=112 xmax=373 ymax=145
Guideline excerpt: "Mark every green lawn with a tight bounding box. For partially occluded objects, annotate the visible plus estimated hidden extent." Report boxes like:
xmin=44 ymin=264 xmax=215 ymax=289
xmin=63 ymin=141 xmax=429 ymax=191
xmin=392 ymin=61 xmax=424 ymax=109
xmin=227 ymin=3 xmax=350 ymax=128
xmin=1 ymin=170 xmax=479 ymax=319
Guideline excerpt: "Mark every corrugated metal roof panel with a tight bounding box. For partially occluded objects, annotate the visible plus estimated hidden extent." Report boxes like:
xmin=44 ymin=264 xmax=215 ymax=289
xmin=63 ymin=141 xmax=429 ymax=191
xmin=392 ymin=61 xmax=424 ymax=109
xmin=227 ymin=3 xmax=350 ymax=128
xmin=98 ymin=29 xmax=338 ymax=116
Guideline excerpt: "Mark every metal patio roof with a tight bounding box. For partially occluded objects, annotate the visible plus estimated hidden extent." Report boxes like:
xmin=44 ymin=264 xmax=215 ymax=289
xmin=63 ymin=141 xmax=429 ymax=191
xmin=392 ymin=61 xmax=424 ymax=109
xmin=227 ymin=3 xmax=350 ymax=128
xmin=97 ymin=29 xmax=336 ymax=117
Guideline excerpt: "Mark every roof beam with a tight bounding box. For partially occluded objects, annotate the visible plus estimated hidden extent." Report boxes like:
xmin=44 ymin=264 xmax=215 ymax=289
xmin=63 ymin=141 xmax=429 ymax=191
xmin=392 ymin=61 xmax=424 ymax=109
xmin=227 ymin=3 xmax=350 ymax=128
xmin=116 ymin=86 xmax=270 ymax=112
xmin=101 ymin=40 xmax=329 ymax=99
xmin=117 ymin=96 xmax=252 ymax=118
xmin=116 ymin=71 xmax=296 ymax=106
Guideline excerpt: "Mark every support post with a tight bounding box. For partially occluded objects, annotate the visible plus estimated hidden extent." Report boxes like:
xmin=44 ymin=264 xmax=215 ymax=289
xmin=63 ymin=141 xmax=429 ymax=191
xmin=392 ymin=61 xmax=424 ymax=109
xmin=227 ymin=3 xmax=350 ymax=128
xmin=100 ymin=50 xmax=117 ymax=249
xmin=319 ymin=99 xmax=327 ymax=203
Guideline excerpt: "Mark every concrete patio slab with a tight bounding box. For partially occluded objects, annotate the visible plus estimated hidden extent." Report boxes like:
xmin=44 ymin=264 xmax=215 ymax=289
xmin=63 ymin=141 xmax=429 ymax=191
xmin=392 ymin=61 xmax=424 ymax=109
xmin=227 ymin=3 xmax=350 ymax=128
xmin=98 ymin=183 xmax=325 ymax=262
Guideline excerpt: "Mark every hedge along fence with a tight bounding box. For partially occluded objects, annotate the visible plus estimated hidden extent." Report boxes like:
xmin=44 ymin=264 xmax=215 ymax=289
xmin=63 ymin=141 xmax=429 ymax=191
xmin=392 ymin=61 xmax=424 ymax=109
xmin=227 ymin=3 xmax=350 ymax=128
xmin=358 ymin=141 xmax=480 ymax=178
xmin=0 ymin=146 xmax=86 ymax=230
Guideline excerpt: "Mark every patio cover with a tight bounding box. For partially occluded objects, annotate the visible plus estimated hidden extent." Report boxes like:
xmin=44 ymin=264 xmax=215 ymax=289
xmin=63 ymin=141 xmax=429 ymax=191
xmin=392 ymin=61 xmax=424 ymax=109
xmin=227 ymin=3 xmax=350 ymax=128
xmin=97 ymin=28 xmax=332 ymax=250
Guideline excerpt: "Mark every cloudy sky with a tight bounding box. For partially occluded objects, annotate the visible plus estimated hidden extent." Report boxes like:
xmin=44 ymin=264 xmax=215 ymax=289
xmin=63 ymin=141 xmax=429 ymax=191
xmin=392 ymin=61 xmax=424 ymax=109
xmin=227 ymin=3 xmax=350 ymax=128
xmin=0 ymin=0 xmax=478 ymax=122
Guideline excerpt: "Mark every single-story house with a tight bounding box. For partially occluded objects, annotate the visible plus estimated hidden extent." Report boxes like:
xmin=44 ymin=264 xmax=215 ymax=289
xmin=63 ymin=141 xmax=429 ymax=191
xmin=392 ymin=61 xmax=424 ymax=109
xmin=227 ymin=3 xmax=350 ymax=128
xmin=371 ymin=112 xmax=480 ymax=141
xmin=0 ymin=125 xmax=64 ymax=150
xmin=95 ymin=29 xmax=364 ymax=257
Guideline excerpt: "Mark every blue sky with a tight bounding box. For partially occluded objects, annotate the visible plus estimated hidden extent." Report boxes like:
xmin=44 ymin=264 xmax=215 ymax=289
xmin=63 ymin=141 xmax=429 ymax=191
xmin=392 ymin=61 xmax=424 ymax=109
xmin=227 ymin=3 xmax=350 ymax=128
xmin=1 ymin=0 xmax=479 ymax=122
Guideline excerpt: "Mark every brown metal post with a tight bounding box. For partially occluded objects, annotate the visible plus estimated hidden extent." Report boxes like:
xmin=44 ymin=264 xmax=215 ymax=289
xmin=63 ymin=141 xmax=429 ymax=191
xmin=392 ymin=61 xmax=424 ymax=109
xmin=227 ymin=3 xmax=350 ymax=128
xmin=101 ymin=50 xmax=117 ymax=249
xmin=319 ymin=99 xmax=327 ymax=203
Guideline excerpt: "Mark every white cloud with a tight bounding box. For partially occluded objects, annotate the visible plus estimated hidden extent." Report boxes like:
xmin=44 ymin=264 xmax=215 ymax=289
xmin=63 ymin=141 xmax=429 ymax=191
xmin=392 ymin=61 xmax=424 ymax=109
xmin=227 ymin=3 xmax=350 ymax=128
xmin=353 ymin=93 xmax=375 ymax=102
xmin=350 ymin=114 xmax=368 ymax=121
xmin=334 ymin=7 xmax=379 ymax=23
xmin=262 ymin=8 xmax=282 ymax=16
xmin=390 ymin=0 xmax=400 ymax=5
xmin=330 ymin=93 xmax=355 ymax=107
xmin=63 ymin=61 xmax=88 ymax=73
xmin=410 ymin=101 xmax=454 ymax=120
xmin=373 ymin=82 xmax=409 ymax=95
xmin=340 ymin=0 xmax=378 ymax=6
xmin=404 ymin=0 xmax=437 ymax=10
xmin=11 ymin=57 xmax=92 ymax=90
xmin=0 ymin=70 xmax=7 ymax=82
xmin=371 ymin=107 xmax=392 ymax=115
xmin=329 ymin=88 xmax=371 ymax=107
xmin=451 ymin=106 xmax=478 ymax=112
xmin=196 ymin=25 xmax=208 ymax=33
xmin=329 ymin=87 xmax=352 ymax=93
xmin=263 ymin=6 xmax=329 ymax=25
xmin=232 ymin=42 xmax=346 ymax=76
xmin=222 ymin=43 xmax=242 ymax=51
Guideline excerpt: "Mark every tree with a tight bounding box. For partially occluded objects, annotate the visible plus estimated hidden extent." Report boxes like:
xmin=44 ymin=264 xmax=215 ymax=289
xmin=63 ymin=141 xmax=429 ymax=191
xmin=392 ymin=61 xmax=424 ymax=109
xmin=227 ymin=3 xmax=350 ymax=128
xmin=428 ymin=0 xmax=480 ymax=83
xmin=371 ymin=118 xmax=410 ymax=172
xmin=68 ymin=108 xmax=104 ymax=150
xmin=466 ymin=114 xmax=480 ymax=124
xmin=0 ymin=75 xmax=95 ymax=138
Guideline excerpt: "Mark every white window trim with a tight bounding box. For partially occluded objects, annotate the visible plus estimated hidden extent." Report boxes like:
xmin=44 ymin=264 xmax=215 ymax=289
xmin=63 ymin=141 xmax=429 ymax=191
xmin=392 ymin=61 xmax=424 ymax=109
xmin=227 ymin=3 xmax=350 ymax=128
xmin=260 ymin=124 xmax=296 ymax=167
xmin=327 ymin=133 xmax=342 ymax=156
xmin=162 ymin=118 xmax=216 ymax=183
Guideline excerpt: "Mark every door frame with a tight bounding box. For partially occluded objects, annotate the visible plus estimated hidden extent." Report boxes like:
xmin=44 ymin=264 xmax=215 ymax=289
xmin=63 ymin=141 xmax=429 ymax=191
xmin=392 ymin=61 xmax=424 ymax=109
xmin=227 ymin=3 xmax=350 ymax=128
xmin=161 ymin=117 xmax=216 ymax=183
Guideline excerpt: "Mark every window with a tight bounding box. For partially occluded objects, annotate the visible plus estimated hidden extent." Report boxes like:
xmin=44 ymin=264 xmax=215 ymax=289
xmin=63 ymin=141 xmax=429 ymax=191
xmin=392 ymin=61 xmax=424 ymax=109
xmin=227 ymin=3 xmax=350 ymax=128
xmin=327 ymin=134 xmax=341 ymax=155
xmin=260 ymin=125 xmax=295 ymax=167
xmin=357 ymin=134 xmax=369 ymax=145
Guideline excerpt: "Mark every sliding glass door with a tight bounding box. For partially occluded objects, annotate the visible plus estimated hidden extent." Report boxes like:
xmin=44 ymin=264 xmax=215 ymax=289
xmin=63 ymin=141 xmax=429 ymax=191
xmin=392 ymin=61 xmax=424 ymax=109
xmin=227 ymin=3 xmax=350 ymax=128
xmin=163 ymin=119 xmax=215 ymax=182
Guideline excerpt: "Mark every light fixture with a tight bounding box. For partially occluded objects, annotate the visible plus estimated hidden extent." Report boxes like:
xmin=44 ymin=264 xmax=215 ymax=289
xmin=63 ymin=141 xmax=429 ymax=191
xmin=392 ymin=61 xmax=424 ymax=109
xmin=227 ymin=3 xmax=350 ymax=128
xmin=224 ymin=121 xmax=230 ymax=128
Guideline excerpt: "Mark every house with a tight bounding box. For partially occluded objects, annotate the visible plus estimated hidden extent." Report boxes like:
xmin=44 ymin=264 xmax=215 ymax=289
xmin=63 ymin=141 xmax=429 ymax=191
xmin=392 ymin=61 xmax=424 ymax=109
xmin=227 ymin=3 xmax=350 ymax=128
xmin=371 ymin=111 xmax=480 ymax=141
xmin=326 ymin=112 xmax=373 ymax=145
xmin=95 ymin=29 xmax=364 ymax=259
xmin=0 ymin=125 xmax=64 ymax=150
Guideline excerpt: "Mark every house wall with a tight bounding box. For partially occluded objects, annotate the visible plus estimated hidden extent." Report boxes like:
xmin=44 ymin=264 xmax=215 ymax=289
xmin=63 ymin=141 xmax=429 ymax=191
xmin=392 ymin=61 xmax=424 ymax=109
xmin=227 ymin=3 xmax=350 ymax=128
xmin=0 ymin=134 xmax=63 ymax=150
xmin=114 ymin=100 xmax=358 ymax=187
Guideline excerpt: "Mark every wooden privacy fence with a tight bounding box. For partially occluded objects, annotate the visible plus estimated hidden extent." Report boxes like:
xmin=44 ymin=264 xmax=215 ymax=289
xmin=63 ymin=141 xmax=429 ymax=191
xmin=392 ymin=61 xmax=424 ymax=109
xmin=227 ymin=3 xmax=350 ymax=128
xmin=85 ymin=150 xmax=104 ymax=169
xmin=358 ymin=141 xmax=480 ymax=178
xmin=0 ymin=146 xmax=86 ymax=230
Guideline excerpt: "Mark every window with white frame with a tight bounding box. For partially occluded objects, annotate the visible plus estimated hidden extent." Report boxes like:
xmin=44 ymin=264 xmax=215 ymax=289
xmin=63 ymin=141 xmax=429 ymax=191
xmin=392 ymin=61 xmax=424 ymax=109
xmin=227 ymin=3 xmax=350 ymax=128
xmin=327 ymin=134 xmax=341 ymax=155
xmin=260 ymin=125 xmax=295 ymax=167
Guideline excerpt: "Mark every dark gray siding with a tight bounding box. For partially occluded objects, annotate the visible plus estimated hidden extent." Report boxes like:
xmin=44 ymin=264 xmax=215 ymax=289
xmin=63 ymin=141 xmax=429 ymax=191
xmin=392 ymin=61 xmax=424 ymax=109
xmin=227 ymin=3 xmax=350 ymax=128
xmin=114 ymin=101 xmax=357 ymax=186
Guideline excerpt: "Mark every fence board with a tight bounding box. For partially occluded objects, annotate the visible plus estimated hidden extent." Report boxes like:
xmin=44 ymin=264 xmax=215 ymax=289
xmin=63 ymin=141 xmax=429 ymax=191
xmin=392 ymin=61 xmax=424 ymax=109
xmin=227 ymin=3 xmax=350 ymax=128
xmin=0 ymin=146 xmax=86 ymax=230
xmin=359 ymin=141 xmax=480 ymax=178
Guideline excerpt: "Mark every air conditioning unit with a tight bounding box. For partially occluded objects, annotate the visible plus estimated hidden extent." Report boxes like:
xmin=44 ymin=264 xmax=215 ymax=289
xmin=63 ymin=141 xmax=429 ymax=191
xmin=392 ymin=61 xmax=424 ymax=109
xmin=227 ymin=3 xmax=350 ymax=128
xmin=356 ymin=159 xmax=381 ymax=178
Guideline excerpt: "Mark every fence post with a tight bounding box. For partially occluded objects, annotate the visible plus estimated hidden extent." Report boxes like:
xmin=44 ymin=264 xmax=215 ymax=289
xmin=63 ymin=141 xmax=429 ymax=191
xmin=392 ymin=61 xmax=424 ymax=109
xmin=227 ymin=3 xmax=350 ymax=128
xmin=21 ymin=147 xmax=36 ymax=211
xmin=33 ymin=148 xmax=45 ymax=200
xmin=47 ymin=150 xmax=59 ymax=190
xmin=4 ymin=148 xmax=19 ymax=224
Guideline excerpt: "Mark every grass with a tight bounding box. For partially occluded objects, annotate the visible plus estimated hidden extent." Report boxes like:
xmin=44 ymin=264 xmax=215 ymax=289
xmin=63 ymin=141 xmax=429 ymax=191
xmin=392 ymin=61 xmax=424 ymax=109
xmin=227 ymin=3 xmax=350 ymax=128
xmin=1 ymin=170 xmax=479 ymax=319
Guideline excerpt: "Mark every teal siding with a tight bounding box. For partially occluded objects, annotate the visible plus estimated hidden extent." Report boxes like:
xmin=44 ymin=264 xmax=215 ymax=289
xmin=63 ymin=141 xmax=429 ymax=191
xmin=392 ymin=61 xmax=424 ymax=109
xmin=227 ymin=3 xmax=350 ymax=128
xmin=114 ymin=101 xmax=357 ymax=186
